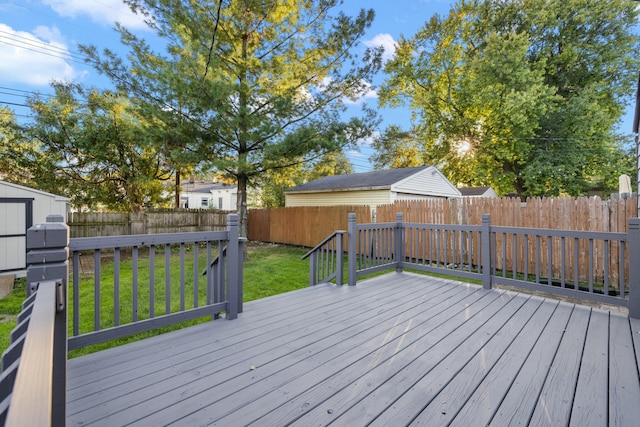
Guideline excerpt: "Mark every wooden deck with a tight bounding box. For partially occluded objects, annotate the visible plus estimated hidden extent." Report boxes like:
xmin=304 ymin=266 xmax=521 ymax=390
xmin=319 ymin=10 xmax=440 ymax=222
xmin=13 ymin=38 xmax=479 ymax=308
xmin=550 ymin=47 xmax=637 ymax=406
xmin=66 ymin=272 xmax=640 ymax=426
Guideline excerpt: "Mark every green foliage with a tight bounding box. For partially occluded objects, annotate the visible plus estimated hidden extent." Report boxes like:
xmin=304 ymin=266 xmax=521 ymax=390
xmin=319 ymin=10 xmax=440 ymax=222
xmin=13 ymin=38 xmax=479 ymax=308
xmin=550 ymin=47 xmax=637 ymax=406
xmin=259 ymin=150 xmax=354 ymax=207
xmin=370 ymin=125 xmax=424 ymax=170
xmin=82 ymin=0 xmax=382 ymax=232
xmin=16 ymin=83 xmax=171 ymax=210
xmin=379 ymin=0 xmax=639 ymax=196
xmin=0 ymin=107 xmax=34 ymax=185
xmin=0 ymin=279 xmax=26 ymax=355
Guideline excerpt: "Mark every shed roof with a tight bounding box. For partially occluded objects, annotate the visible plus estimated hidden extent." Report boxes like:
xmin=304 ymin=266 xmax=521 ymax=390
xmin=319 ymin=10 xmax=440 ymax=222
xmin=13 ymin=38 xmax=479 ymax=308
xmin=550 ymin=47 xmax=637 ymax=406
xmin=0 ymin=180 xmax=69 ymax=201
xmin=286 ymin=166 xmax=429 ymax=193
xmin=458 ymin=186 xmax=492 ymax=197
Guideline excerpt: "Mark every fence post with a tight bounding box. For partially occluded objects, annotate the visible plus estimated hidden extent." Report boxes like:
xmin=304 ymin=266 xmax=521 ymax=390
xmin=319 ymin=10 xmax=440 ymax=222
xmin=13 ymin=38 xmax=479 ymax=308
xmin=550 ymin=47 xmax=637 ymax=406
xmin=348 ymin=213 xmax=357 ymax=286
xmin=628 ymin=218 xmax=640 ymax=318
xmin=336 ymin=232 xmax=344 ymax=286
xmin=225 ymin=214 xmax=240 ymax=320
xmin=395 ymin=213 xmax=405 ymax=273
xmin=25 ymin=214 xmax=68 ymax=426
xmin=481 ymin=214 xmax=492 ymax=290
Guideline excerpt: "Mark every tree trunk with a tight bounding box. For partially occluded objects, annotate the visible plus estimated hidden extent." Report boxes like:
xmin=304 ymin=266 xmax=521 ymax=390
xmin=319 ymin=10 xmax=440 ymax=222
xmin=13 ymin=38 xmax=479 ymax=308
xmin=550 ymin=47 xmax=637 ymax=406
xmin=175 ymin=169 xmax=182 ymax=208
xmin=236 ymin=173 xmax=248 ymax=238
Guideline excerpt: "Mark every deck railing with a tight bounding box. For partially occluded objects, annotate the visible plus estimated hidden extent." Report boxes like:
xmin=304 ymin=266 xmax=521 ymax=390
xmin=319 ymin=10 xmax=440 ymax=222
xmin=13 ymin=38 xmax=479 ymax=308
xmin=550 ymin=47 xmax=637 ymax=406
xmin=67 ymin=213 xmax=244 ymax=350
xmin=301 ymin=231 xmax=345 ymax=285
xmin=0 ymin=213 xmax=245 ymax=426
xmin=308 ymin=212 xmax=640 ymax=318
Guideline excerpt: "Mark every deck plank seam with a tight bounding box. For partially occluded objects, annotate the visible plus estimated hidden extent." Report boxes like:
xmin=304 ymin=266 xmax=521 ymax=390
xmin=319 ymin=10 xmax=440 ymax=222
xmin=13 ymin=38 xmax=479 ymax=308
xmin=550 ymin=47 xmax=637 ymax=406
xmin=74 ymin=282 xmax=479 ymax=422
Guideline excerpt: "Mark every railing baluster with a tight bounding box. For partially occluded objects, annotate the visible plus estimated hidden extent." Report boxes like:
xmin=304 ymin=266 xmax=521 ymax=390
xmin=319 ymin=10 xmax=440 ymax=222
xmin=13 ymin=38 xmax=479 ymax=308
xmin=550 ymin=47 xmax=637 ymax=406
xmin=512 ymin=234 xmax=517 ymax=279
xmin=535 ymin=236 xmax=541 ymax=284
xmin=604 ymin=240 xmax=609 ymax=296
xmin=114 ymin=248 xmax=120 ymax=327
xmin=588 ymin=239 xmax=594 ymax=293
xmin=574 ymin=238 xmax=579 ymax=290
xmin=132 ymin=246 xmax=138 ymax=322
xmin=206 ymin=242 xmax=212 ymax=305
xmin=547 ymin=236 xmax=553 ymax=286
xmin=620 ymin=241 xmax=626 ymax=297
xmin=73 ymin=251 xmax=80 ymax=336
xmin=560 ymin=238 xmax=565 ymax=288
xmin=193 ymin=243 xmax=199 ymax=308
xmin=94 ymin=249 xmax=101 ymax=331
xmin=165 ymin=244 xmax=171 ymax=315
xmin=180 ymin=243 xmax=185 ymax=312
xmin=149 ymin=245 xmax=155 ymax=319
xmin=523 ymin=235 xmax=529 ymax=282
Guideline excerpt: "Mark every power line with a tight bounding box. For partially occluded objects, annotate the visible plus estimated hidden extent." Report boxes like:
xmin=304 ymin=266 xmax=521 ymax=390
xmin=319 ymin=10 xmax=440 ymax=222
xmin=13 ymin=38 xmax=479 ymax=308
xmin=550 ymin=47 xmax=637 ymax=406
xmin=0 ymin=101 xmax=30 ymax=108
xmin=0 ymin=38 xmax=89 ymax=67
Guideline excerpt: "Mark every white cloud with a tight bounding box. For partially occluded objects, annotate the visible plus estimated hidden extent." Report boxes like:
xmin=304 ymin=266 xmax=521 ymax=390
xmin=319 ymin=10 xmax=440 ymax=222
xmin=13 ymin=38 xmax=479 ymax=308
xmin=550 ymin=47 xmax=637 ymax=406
xmin=0 ymin=24 xmax=82 ymax=86
xmin=363 ymin=33 xmax=397 ymax=63
xmin=42 ymin=0 xmax=148 ymax=30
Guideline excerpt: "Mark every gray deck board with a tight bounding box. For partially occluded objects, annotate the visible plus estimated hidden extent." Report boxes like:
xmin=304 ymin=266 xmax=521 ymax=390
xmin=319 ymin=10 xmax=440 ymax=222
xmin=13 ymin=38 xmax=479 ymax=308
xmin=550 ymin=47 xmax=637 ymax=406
xmin=569 ymin=308 xmax=609 ymax=427
xmin=66 ymin=272 xmax=640 ymax=426
xmin=403 ymin=298 xmax=559 ymax=426
xmin=608 ymin=313 xmax=640 ymax=426
xmin=528 ymin=302 xmax=590 ymax=426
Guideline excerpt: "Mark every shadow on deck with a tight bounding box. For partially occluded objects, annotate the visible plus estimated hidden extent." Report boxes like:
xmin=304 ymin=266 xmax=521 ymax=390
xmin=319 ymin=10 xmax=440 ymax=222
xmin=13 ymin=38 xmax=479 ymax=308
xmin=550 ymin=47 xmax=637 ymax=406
xmin=67 ymin=272 xmax=640 ymax=426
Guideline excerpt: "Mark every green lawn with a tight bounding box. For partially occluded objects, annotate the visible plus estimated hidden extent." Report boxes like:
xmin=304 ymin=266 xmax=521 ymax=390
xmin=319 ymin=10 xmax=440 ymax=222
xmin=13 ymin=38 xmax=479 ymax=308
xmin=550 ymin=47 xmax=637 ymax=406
xmin=0 ymin=243 xmax=311 ymax=358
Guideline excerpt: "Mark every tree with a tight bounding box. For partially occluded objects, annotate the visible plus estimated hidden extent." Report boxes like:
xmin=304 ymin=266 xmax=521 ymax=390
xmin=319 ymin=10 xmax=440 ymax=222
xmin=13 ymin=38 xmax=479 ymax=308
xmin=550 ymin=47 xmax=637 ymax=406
xmin=21 ymin=82 xmax=171 ymax=210
xmin=0 ymin=106 xmax=32 ymax=183
xmin=259 ymin=150 xmax=353 ymax=207
xmin=370 ymin=125 xmax=423 ymax=170
xmin=82 ymin=0 xmax=381 ymax=235
xmin=380 ymin=0 xmax=639 ymax=196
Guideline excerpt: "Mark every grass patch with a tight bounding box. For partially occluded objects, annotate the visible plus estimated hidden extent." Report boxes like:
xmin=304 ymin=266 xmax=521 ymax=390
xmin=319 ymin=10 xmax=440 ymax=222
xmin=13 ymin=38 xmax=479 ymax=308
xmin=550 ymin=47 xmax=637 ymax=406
xmin=0 ymin=278 xmax=27 ymax=354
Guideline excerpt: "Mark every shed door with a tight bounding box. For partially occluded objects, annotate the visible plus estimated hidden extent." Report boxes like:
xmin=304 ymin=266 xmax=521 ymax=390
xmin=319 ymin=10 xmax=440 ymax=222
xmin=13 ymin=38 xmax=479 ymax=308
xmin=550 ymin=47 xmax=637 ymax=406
xmin=0 ymin=198 xmax=33 ymax=272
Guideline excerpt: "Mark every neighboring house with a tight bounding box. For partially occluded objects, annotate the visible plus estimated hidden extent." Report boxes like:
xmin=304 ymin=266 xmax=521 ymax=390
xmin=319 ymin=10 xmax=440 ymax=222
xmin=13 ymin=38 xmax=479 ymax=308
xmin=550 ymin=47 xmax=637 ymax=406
xmin=180 ymin=181 xmax=237 ymax=210
xmin=285 ymin=166 xmax=461 ymax=209
xmin=0 ymin=180 xmax=69 ymax=273
xmin=458 ymin=186 xmax=499 ymax=198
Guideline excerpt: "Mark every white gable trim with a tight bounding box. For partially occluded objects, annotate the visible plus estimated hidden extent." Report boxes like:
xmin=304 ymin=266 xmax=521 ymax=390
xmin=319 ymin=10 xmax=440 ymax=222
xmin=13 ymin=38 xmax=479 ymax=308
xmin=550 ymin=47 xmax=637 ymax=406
xmin=390 ymin=166 xmax=461 ymax=198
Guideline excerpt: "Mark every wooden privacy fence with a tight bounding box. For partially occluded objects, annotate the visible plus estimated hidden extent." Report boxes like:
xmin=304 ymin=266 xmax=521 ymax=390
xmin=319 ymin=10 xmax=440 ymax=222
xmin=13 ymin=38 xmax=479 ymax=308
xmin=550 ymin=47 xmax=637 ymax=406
xmin=68 ymin=209 xmax=232 ymax=237
xmin=376 ymin=196 xmax=637 ymax=232
xmin=248 ymin=205 xmax=371 ymax=249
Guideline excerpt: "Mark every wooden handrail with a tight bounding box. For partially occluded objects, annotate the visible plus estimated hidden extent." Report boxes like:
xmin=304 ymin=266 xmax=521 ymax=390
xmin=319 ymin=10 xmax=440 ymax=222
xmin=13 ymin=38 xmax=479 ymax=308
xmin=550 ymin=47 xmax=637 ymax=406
xmin=5 ymin=280 xmax=65 ymax=427
xmin=301 ymin=230 xmax=346 ymax=260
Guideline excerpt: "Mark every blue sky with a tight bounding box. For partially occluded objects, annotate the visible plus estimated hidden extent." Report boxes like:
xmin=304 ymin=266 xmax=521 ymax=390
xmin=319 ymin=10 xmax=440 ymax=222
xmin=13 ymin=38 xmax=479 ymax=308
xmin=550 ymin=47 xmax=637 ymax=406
xmin=1 ymin=0 xmax=638 ymax=173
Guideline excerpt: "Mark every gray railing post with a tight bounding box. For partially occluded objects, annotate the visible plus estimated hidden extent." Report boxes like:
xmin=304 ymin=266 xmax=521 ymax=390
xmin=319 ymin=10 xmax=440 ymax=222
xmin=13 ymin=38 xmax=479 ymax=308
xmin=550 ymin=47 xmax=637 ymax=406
xmin=336 ymin=232 xmax=344 ymax=286
xmin=395 ymin=213 xmax=405 ymax=273
xmin=225 ymin=214 xmax=240 ymax=320
xmin=309 ymin=251 xmax=318 ymax=286
xmin=26 ymin=214 xmax=69 ymax=296
xmin=25 ymin=214 xmax=68 ymax=426
xmin=348 ymin=213 xmax=357 ymax=286
xmin=481 ymin=214 xmax=492 ymax=289
xmin=628 ymin=218 xmax=640 ymax=318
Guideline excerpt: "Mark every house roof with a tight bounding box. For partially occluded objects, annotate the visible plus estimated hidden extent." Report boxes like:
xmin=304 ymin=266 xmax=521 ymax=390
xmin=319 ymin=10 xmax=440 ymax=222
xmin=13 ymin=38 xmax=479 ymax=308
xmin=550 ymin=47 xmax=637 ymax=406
xmin=0 ymin=179 xmax=69 ymax=201
xmin=286 ymin=166 xmax=430 ymax=193
xmin=181 ymin=182 xmax=237 ymax=194
xmin=458 ymin=186 xmax=492 ymax=197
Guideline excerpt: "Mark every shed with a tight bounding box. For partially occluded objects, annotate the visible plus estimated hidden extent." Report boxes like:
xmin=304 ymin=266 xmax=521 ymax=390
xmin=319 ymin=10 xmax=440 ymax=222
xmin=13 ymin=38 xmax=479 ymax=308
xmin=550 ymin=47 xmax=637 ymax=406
xmin=458 ymin=186 xmax=499 ymax=198
xmin=0 ymin=180 xmax=69 ymax=273
xmin=180 ymin=181 xmax=237 ymax=210
xmin=285 ymin=166 xmax=461 ymax=208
